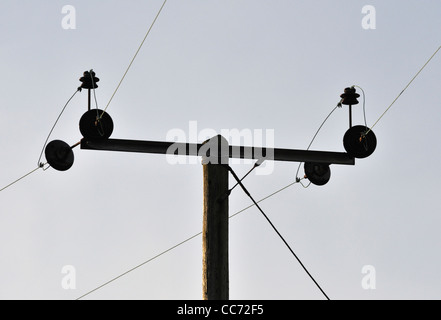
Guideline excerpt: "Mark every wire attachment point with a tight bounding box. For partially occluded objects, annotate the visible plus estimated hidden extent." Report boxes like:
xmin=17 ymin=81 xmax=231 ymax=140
xmin=343 ymin=125 xmax=377 ymax=159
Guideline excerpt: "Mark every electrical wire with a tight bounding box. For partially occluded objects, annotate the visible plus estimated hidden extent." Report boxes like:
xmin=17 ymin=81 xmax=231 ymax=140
xmin=37 ymin=88 xmax=81 ymax=167
xmin=352 ymin=85 xmax=367 ymax=128
xmin=3 ymin=85 xmax=84 ymax=193
xmin=1 ymin=141 xmax=80 ymax=194
xmin=295 ymin=102 xmax=342 ymax=186
xmin=366 ymin=45 xmax=441 ymax=135
xmin=75 ymin=231 xmax=201 ymax=300
xmin=0 ymin=164 xmax=46 ymax=193
xmin=226 ymin=165 xmax=330 ymax=300
xmin=100 ymin=0 xmax=168 ymax=118
xmin=89 ymin=69 xmax=100 ymax=115
xmin=228 ymin=179 xmax=300 ymax=219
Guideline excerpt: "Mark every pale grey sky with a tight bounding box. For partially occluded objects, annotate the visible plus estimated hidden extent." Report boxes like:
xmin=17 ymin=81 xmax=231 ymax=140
xmin=1 ymin=0 xmax=440 ymax=300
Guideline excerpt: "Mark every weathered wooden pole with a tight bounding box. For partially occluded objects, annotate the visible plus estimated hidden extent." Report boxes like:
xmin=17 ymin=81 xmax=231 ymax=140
xmin=202 ymin=135 xmax=229 ymax=300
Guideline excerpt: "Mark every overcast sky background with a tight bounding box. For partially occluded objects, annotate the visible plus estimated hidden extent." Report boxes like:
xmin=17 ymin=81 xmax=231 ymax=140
xmin=1 ymin=0 xmax=440 ymax=300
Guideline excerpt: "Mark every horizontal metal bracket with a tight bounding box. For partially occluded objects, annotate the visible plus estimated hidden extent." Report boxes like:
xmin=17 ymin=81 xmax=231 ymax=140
xmin=81 ymin=138 xmax=355 ymax=165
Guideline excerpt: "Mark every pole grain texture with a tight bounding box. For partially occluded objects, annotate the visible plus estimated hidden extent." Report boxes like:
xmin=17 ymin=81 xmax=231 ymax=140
xmin=202 ymin=136 xmax=230 ymax=300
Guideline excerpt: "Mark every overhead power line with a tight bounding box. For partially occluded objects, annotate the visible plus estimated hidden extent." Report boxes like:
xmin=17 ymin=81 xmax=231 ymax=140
xmin=0 ymin=165 xmax=44 ymax=193
xmin=37 ymin=88 xmax=81 ymax=167
xmin=75 ymin=231 xmax=201 ymax=300
xmin=295 ymin=103 xmax=341 ymax=186
xmin=100 ymin=0 xmax=168 ymax=118
xmin=366 ymin=45 xmax=441 ymax=134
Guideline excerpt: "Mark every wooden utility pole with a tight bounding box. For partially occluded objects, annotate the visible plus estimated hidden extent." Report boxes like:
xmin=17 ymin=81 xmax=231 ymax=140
xmin=202 ymin=135 xmax=229 ymax=300
xmin=202 ymin=162 xmax=229 ymax=300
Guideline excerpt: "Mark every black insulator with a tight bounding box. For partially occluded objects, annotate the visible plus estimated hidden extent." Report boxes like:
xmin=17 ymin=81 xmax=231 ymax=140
xmin=343 ymin=125 xmax=377 ymax=159
xmin=340 ymin=87 xmax=360 ymax=105
xmin=304 ymin=162 xmax=331 ymax=186
xmin=45 ymin=140 xmax=74 ymax=171
xmin=79 ymin=109 xmax=114 ymax=140
xmin=79 ymin=70 xmax=100 ymax=89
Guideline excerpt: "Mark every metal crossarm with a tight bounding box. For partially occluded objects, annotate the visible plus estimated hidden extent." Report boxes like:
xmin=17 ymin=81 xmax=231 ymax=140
xmin=80 ymin=138 xmax=355 ymax=165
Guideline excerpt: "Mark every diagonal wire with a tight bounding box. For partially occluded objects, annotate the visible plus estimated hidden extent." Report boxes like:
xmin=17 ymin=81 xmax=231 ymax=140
xmin=75 ymin=231 xmax=201 ymax=300
xmin=366 ymin=45 xmax=441 ymax=134
xmin=226 ymin=165 xmax=330 ymax=300
xmin=0 ymin=165 xmax=45 ymax=193
xmin=229 ymin=179 xmax=299 ymax=219
xmin=100 ymin=0 xmax=168 ymax=118
xmin=295 ymin=102 xmax=341 ymax=186
xmin=3 ymin=87 xmax=82 ymax=193
xmin=37 ymin=89 xmax=81 ymax=167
